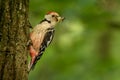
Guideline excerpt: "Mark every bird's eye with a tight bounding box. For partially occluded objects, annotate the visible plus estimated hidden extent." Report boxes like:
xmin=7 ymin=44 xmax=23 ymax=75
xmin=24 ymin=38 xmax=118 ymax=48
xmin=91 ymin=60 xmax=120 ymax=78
xmin=52 ymin=15 xmax=55 ymax=17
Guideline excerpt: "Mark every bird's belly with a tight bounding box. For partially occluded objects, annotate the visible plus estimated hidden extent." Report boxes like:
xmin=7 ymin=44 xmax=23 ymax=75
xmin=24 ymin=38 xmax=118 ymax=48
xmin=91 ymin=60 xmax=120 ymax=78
xmin=31 ymin=31 xmax=45 ymax=52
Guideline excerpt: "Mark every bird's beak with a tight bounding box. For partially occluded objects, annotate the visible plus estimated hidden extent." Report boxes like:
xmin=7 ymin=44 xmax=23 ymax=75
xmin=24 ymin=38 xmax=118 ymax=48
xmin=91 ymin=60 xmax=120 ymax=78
xmin=61 ymin=17 xmax=65 ymax=21
xmin=58 ymin=16 xmax=65 ymax=22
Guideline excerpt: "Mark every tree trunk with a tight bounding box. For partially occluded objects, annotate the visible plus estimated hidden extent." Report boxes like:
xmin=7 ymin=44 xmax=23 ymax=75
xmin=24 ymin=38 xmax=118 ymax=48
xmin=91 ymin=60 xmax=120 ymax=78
xmin=96 ymin=1 xmax=120 ymax=78
xmin=97 ymin=0 xmax=120 ymax=61
xmin=0 ymin=0 xmax=29 ymax=80
xmin=98 ymin=29 xmax=112 ymax=61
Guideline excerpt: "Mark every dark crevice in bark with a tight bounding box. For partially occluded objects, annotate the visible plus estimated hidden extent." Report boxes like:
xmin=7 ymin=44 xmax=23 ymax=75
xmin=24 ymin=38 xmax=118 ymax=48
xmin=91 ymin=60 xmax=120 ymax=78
xmin=1 ymin=54 xmax=6 ymax=80
xmin=13 ymin=54 xmax=16 ymax=80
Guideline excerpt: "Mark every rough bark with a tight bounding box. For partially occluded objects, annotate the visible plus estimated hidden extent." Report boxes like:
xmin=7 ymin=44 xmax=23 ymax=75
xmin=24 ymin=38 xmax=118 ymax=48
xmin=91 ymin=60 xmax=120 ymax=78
xmin=0 ymin=0 xmax=29 ymax=80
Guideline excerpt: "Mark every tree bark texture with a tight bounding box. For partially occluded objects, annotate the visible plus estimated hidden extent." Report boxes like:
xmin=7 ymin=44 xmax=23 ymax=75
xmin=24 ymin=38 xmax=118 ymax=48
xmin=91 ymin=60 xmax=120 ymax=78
xmin=0 ymin=0 xmax=29 ymax=80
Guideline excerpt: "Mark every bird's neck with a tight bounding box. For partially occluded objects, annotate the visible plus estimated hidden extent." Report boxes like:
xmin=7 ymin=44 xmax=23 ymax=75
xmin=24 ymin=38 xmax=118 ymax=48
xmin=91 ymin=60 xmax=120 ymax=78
xmin=40 ymin=19 xmax=51 ymax=23
xmin=40 ymin=18 xmax=57 ymax=27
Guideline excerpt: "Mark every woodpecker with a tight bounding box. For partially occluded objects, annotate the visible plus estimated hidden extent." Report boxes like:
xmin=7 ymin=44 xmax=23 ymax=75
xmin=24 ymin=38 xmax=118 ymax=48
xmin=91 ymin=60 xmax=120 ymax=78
xmin=28 ymin=11 xmax=64 ymax=71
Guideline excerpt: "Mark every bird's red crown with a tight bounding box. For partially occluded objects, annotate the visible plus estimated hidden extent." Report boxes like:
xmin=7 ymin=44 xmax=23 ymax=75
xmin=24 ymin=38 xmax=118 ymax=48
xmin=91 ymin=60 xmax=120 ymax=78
xmin=47 ymin=11 xmax=59 ymax=16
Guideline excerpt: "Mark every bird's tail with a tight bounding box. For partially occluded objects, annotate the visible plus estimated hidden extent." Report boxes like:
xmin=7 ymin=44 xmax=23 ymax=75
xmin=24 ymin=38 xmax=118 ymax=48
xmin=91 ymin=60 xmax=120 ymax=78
xmin=28 ymin=52 xmax=44 ymax=71
xmin=28 ymin=45 xmax=46 ymax=72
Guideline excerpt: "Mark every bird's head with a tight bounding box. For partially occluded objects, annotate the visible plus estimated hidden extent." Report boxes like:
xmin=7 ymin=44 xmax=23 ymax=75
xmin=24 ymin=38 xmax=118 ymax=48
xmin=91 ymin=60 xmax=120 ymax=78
xmin=44 ymin=11 xmax=65 ymax=26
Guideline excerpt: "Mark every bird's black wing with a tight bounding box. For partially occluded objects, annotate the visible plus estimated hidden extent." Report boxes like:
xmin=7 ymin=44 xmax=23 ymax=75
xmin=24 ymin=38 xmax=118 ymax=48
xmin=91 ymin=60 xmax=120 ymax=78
xmin=38 ymin=28 xmax=55 ymax=59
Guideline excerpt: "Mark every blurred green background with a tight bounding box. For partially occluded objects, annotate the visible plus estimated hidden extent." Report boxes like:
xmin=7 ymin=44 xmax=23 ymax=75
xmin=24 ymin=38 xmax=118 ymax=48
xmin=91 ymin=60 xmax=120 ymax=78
xmin=29 ymin=0 xmax=120 ymax=80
